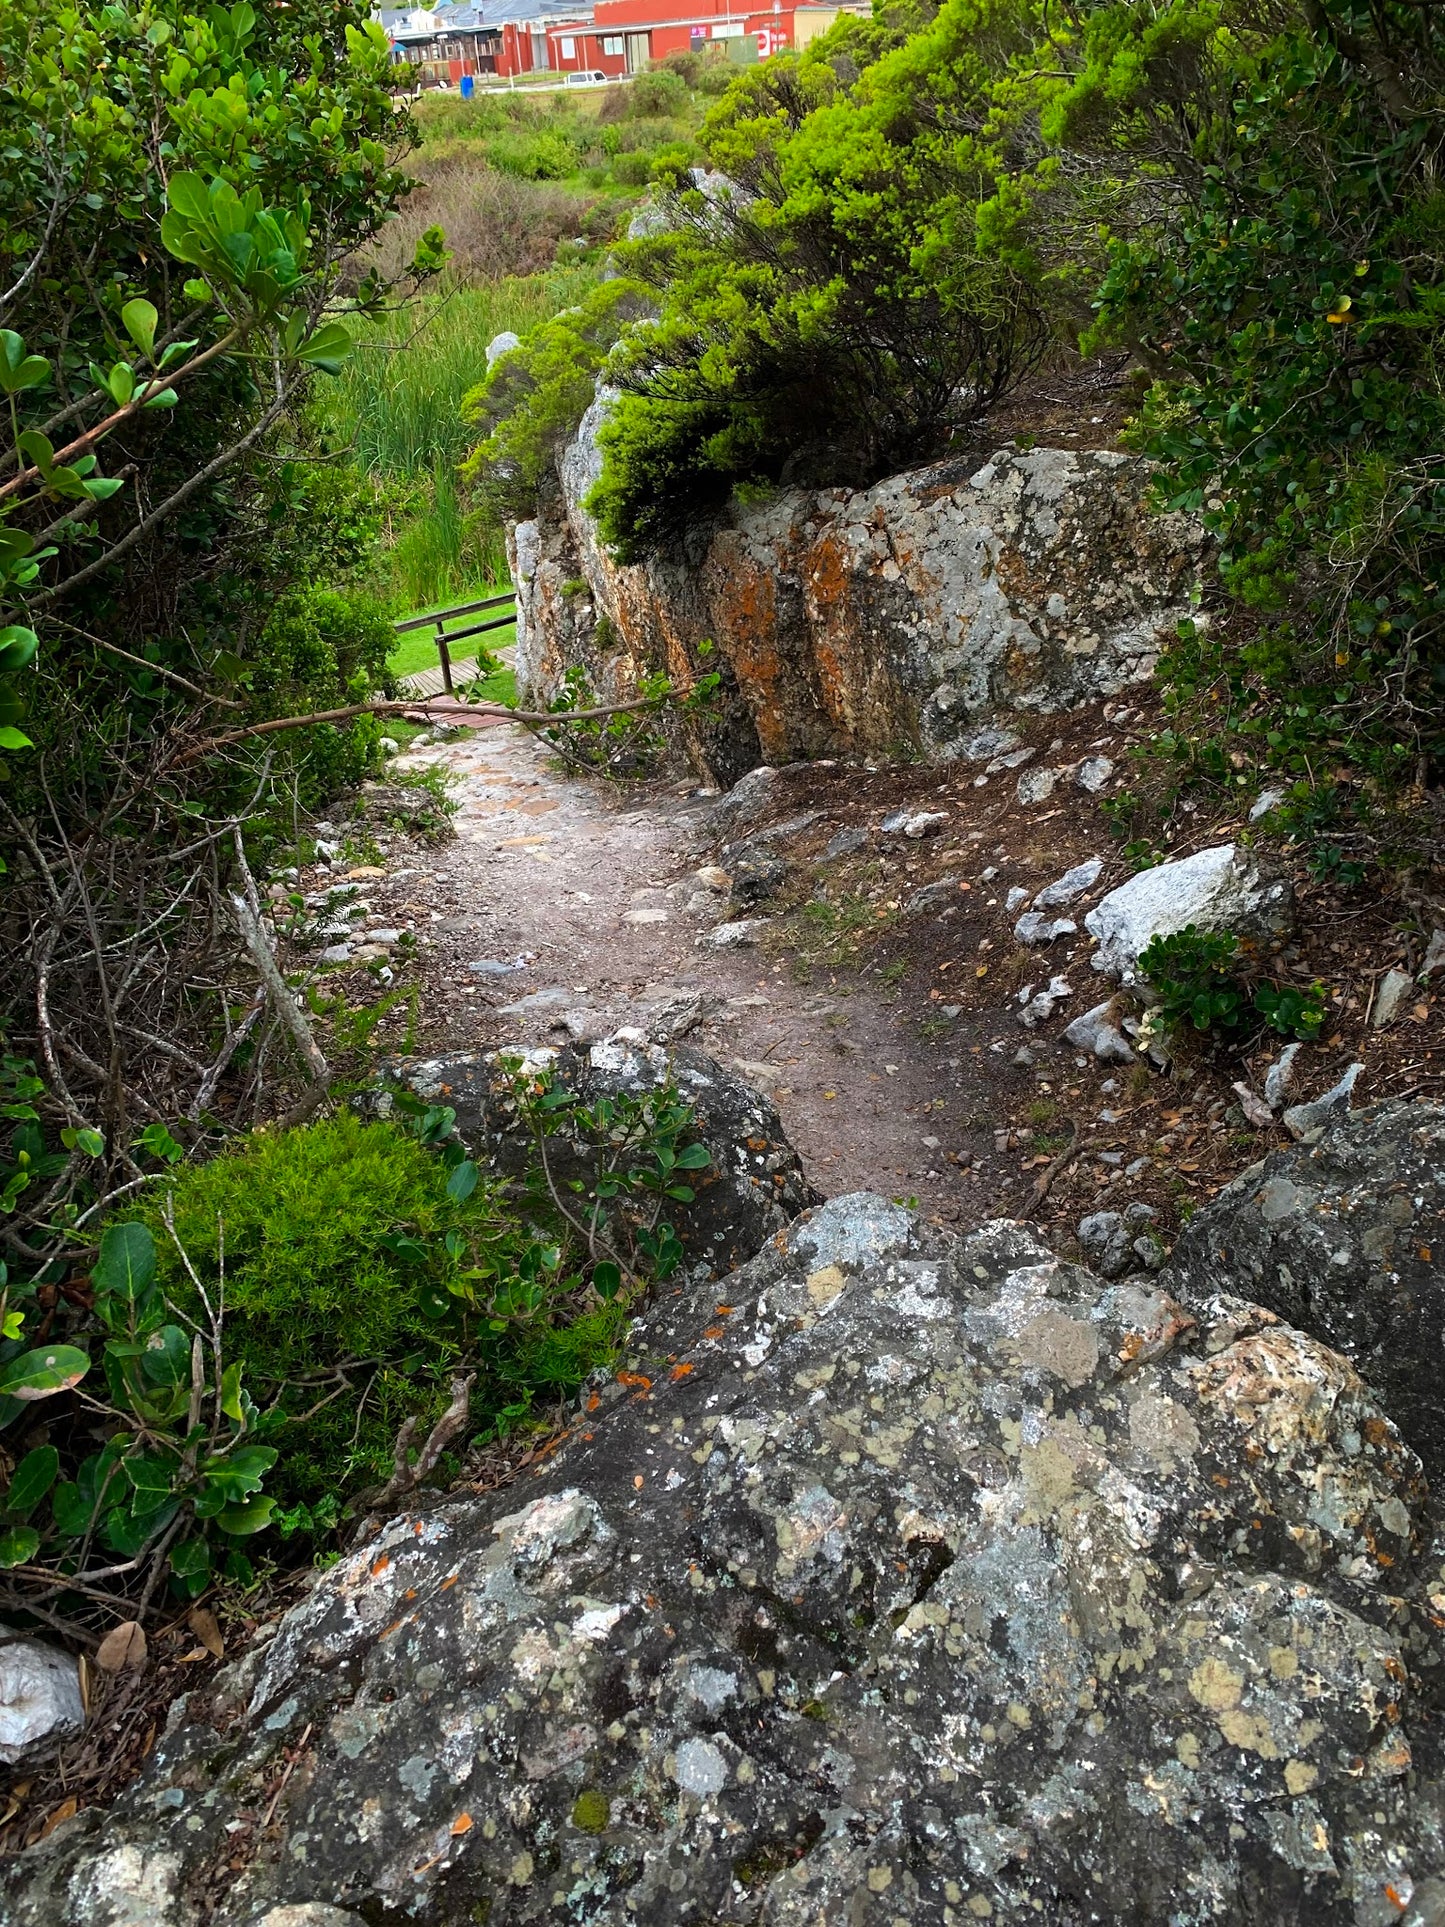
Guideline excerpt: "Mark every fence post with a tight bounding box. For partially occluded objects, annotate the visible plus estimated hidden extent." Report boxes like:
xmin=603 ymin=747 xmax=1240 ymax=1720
xmin=435 ymin=619 xmax=454 ymax=695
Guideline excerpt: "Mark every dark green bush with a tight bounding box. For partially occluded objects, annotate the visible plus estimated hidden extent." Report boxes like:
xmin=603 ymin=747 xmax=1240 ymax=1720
xmin=1139 ymin=927 xmax=1250 ymax=1035
xmin=1139 ymin=926 xmax=1327 ymax=1043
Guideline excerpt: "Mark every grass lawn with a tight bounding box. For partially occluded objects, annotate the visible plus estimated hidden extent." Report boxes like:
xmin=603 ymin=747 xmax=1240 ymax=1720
xmin=387 ymin=584 xmax=518 ymax=682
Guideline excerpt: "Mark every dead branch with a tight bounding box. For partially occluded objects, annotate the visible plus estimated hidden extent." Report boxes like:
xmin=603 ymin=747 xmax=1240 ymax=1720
xmin=228 ymin=828 xmax=328 ymax=1090
xmin=371 ymin=1373 xmax=476 ymax=1510
xmin=167 ymin=693 xmax=660 ymax=767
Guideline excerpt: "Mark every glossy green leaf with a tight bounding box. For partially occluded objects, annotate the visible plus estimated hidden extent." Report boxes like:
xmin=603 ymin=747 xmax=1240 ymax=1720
xmin=0 ymin=1526 xmax=40 ymax=1567
xmin=0 ymin=1344 xmax=90 ymax=1401
xmin=6 ymin=1444 xmax=60 ymax=1516
xmin=93 ymin=1221 xmax=156 ymax=1300
xmin=120 ymin=297 xmax=159 ymax=358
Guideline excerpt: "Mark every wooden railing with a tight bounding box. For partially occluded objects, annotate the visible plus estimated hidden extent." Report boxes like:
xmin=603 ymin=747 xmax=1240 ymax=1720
xmin=393 ymin=588 xmax=516 ymax=695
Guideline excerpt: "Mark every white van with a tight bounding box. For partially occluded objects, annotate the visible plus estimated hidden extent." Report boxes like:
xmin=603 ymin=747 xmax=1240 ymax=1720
xmin=564 ymin=69 xmax=607 ymax=84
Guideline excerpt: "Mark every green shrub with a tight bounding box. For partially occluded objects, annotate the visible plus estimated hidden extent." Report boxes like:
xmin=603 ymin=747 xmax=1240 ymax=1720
xmin=1060 ymin=0 xmax=1445 ymax=786
xmin=1139 ymin=925 xmax=1328 ymax=1044
xmin=138 ymin=1111 xmax=490 ymax=1505
xmin=1138 ymin=927 xmax=1250 ymax=1035
xmin=627 ymin=70 xmax=691 ymax=118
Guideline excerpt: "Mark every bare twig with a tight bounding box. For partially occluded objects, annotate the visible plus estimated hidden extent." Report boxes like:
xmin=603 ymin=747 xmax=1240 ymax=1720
xmin=371 ymin=1373 xmax=476 ymax=1510
xmin=228 ymin=829 xmax=328 ymax=1090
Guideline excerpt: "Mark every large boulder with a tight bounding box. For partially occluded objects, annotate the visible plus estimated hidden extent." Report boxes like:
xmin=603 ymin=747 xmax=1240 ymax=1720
xmin=385 ymin=1036 xmax=818 ymax=1278
xmin=1085 ymin=843 xmax=1293 ymax=984
xmin=9 ymin=1195 xmax=1441 ymax=1927
xmin=1163 ymin=1100 xmax=1445 ymax=1485
xmin=513 ymin=425 xmax=1206 ymax=785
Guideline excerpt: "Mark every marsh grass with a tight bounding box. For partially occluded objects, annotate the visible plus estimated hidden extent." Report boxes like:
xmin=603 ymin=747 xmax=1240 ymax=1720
xmin=319 ymin=268 xmax=598 ymax=609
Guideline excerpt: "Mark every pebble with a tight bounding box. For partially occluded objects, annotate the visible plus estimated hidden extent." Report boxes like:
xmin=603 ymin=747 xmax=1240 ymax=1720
xmin=1014 ymin=912 xmax=1076 ymax=946
xmin=698 ymin=919 xmax=770 ymax=949
xmin=318 ymin=944 xmax=352 ymax=964
xmin=366 ymin=928 xmax=403 ymax=946
xmin=1074 ymin=756 xmax=1114 ymax=793
xmin=500 ymin=987 xmax=573 ymax=1015
xmin=1006 ymin=886 xmax=1031 ymax=912
xmin=823 ymin=826 xmax=868 ymax=860
xmin=1017 ymin=768 xmax=1058 ymax=807
xmin=1034 ymin=857 xmax=1103 ymax=910
xmin=1372 ymin=968 xmax=1414 ymax=1029
xmin=985 ymin=747 xmax=1037 ymax=774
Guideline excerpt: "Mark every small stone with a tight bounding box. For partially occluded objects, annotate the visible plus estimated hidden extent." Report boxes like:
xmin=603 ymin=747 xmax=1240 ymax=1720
xmin=985 ymin=747 xmax=1036 ymax=774
xmin=1422 ymin=928 xmax=1445 ymax=979
xmin=1124 ymin=1202 xmax=1157 ymax=1229
xmin=694 ymin=866 xmax=731 ymax=892
xmin=624 ymin=907 xmax=670 ymax=925
xmin=318 ymin=943 xmax=352 ymax=964
xmin=905 ymin=877 xmax=961 ymax=917
xmin=378 ymin=737 xmax=399 ymax=756
xmin=468 ymin=958 xmax=525 ymax=976
xmin=1078 ymin=1210 xmax=1131 ymax=1278
xmin=1231 ymin=1081 xmax=1276 ymax=1129
xmin=882 ymin=810 xmax=946 ymax=838
xmin=1011 ymin=1046 xmax=1035 ymax=1067
xmin=1074 ymin=757 xmax=1115 ymax=793
xmin=823 ymin=826 xmax=867 ymax=860
xmin=1016 ymin=768 xmax=1058 ymax=807
xmin=1264 ymin=1043 xmax=1302 ymax=1109
xmin=1034 ymin=857 xmax=1103 ymax=911
xmin=1249 ymin=787 xmax=1286 ymax=823
xmin=314 ymin=839 xmax=339 ymax=863
xmin=366 ymin=928 xmax=403 ymax=946
xmin=1006 ymin=886 xmax=1031 ymax=912
xmin=1372 ymin=968 xmax=1414 ymax=1029
xmin=698 ymin=919 xmax=770 ymax=949
xmin=1283 ymin=1062 xmax=1365 ymax=1141
xmin=1014 ymin=912 xmax=1076 ymax=946
xmin=500 ymin=987 xmax=573 ymax=1016
xmin=0 ymin=1637 xmax=85 ymax=1765
xmin=955 ymin=725 xmax=1021 ymax=762
xmin=1125 ymin=1156 xmax=1150 ymax=1176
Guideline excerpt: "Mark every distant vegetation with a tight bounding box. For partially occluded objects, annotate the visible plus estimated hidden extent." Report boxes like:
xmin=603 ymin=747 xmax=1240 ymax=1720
xmin=472 ymin=0 xmax=1445 ymax=847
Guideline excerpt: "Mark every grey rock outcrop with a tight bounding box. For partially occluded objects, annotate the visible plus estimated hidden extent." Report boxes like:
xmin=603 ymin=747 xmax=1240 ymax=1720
xmin=512 ymin=419 xmax=1206 ymax=785
xmin=0 ymin=1636 xmax=85 ymax=1766
xmin=8 ymin=1194 xmax=1441 ymax=1927
xmin=1164 ymin=1099 xmax=1445 ymax=1484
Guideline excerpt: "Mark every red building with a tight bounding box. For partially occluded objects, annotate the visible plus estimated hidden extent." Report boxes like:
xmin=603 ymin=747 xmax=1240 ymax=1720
xmin=496 ymin=1 xmax=862 ymax=79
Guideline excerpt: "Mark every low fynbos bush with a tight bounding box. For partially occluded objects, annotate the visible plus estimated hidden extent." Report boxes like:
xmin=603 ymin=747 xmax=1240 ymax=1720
xmin=0 ymin=1076 xmax=710 ymax=1627
xmin=1138 ymin=926 xmax=1326 ymax=1043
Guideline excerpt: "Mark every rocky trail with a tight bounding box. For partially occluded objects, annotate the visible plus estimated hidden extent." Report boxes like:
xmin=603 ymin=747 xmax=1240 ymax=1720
xmin=302 ymin=697 xmax=1443 ymax=1266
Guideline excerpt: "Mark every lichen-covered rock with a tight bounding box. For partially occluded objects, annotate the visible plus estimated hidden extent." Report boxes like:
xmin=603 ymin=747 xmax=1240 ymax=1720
xmin=385 ymin=1037 xmax=818 ymax=1278
xmin=9 ymin=1195 xmax=1441 ymax=1927
xmin=513 ymin=418 xmax=1206 ymax=785
xmin=1164 ymin=1099 xmax=1445 ymax=1484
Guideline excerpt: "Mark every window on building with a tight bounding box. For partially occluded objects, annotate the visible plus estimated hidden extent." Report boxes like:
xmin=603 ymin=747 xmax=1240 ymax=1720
xmin=601 ymin=35 xmax=623 ymax=55
xmin=560 ymin=35 xmax=575 ymax=57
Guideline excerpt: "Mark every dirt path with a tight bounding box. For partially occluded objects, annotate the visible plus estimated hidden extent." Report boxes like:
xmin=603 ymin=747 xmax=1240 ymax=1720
xmin=327 ymin=702 xmax=1440 ymax=1254
xmin=385 ymin=721 xmax=1001 ymax=1222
